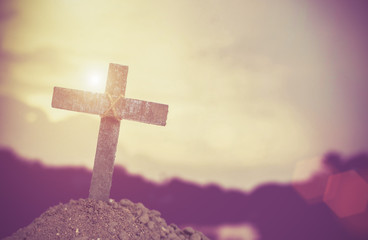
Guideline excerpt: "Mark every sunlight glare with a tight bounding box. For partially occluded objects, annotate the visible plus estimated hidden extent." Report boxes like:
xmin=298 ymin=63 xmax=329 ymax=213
xmin=86 ymin=71 xmax=105 ymax=92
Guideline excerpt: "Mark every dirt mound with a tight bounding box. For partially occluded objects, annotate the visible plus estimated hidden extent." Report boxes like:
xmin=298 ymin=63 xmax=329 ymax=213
xmin=5 ymin=198 xmax=208 ymax=240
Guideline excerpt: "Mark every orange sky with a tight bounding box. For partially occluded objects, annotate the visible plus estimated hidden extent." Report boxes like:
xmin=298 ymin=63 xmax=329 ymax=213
xmin=1 ymin=0 xmax=367 ymax=190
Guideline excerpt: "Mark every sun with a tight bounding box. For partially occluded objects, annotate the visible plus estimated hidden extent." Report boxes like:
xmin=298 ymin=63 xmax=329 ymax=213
xmin=86 ymin=71 xmax=105 ymax=92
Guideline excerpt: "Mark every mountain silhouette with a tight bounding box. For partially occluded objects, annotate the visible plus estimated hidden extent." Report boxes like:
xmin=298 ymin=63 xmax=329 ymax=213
xmin=1 ymin=148 xmax=367 ymax=239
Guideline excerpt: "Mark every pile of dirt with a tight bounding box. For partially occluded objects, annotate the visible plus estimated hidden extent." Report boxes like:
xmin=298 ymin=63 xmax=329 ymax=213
xmin=5 ymin=198 xmax=208 ymax=240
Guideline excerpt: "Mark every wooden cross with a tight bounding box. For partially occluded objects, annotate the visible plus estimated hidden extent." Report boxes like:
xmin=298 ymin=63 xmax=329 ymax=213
xmin=52 ymin=63 xmax=168 ymax=201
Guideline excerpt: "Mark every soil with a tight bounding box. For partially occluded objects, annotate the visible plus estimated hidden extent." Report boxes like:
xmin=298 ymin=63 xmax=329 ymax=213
xmin=5 ymin=198 xmax=209 ymax=240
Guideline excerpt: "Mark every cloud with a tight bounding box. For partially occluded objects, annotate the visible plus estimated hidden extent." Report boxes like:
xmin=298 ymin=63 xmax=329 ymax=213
xmin=1 ymin=0 xmax=368 ymax=192
xmin=0 ymin=95 xmax=300 ymax=190
xmin=0 ymin=0 xmax=16 ymax=22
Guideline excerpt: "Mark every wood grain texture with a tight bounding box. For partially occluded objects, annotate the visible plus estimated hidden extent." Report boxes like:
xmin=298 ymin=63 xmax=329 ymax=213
xmin=52 ymin=87 xmax=107 ymax=115
xmin=89 ymin=117 xmax=120 ymax=201
xmin=52 ymin=87 xmax=168 ymax=126
xmin=89 ymin=64 xmax=128 ymax=201
xmin=106 ymin=63 xmax=128 ymax=97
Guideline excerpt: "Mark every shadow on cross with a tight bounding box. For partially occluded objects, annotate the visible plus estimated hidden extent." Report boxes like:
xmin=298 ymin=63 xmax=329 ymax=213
xmin=0 ymin=148 xmax=367 ymax=240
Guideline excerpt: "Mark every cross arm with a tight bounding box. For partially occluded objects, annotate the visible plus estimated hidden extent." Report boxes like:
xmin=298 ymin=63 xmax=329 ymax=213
xmin=123 ymin=98 xmax=168 ymax=126
xmin=52 ymin=87 xmax=168 ymax=126
xmin=52 ymin=87 xmax=107 ymax=115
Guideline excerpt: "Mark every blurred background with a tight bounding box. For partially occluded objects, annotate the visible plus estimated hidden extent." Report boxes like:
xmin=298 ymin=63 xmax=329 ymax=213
xmin=1 ymin=0 xmax=367 ymax=239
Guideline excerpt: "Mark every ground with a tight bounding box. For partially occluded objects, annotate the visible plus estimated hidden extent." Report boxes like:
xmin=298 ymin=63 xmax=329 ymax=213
xmin=5 ymin=198 xmax=208 ymax=240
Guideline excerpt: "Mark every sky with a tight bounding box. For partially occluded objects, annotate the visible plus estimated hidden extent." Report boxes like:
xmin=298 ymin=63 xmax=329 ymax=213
xmin=1 ymin=0 xmax=367 ymax=191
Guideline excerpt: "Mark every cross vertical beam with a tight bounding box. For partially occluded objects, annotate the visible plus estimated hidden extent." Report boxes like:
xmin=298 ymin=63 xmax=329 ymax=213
xmin=89 ymin=64 xmax=127 ymax=200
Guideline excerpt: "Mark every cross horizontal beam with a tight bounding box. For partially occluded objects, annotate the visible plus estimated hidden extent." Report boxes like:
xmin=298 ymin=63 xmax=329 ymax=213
xmin=52 ymin=87 xmax=168 ymax=126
